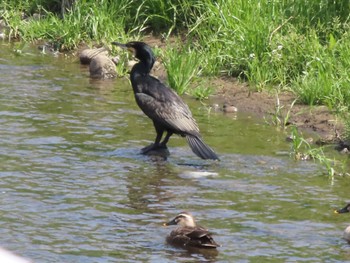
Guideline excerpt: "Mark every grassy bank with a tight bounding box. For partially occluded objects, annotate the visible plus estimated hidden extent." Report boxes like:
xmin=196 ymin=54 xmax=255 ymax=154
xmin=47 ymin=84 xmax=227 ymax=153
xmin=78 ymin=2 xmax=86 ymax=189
xmin=2 ymin=1 xmax=350 ymax=113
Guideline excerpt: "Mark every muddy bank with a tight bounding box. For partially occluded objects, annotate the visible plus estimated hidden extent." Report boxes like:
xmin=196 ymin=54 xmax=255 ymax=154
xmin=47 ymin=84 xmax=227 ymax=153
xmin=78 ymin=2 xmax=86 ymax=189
xmin=211 ymin=77 xmax=343 ymax=143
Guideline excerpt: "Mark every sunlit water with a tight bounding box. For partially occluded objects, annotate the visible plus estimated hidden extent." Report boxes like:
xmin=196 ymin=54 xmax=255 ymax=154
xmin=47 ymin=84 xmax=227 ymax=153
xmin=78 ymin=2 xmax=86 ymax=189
xmin=1 ymin=43 xmax=350 ymax=262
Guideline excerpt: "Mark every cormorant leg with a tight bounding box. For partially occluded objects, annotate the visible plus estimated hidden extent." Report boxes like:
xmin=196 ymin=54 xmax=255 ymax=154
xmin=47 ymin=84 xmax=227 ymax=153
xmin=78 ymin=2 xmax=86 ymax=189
xmin=141 ymin=123 xmax=164 ymax=154
xmin=160 ymin=131 xmax=173 ymax=148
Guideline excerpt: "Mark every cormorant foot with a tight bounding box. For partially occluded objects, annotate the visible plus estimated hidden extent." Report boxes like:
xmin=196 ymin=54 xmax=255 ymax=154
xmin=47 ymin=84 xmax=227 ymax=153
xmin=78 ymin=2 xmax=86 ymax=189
xmin=141 ymin=144 xmax=158 ymax=154
xmin=141 ymin=143 xmax=168 ymax=154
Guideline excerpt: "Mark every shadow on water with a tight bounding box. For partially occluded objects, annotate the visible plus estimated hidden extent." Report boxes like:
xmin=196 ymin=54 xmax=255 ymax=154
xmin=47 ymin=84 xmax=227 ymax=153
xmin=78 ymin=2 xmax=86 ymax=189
xmin=1 ymin=43 xmax=350 ymax=262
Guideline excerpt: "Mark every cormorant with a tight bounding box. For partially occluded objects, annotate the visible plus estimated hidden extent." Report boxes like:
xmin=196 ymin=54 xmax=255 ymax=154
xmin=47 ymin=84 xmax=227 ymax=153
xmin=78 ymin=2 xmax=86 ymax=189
xmin=112 ymin=41 xmax=219 ymax=160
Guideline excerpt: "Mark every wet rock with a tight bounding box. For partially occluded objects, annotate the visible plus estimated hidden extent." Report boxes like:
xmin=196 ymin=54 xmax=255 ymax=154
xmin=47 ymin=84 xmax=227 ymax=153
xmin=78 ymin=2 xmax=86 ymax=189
xmin=211 ymin=104 xmax=220 ymax=111
xmin=89 ymin=55 xmax=117 ymax=79
xmin=127 ymin=60 xmax=138 ymax=70
xmin=79 ymin=47 xmax=109 ymax=65
xmin=111 ymin=56 xmax=120 ymax=65
xmin=223 ymin=104 xmax=238 ymax=113
xmin=340 ymin=148 xmax=349 ymax=154
xmin=0 ymin=247 xmax=31 ymax=263
xmin=143 ymin=147 xmax=170 ymax=161
xmin=334 ymin=140 xmax=350 ymax=153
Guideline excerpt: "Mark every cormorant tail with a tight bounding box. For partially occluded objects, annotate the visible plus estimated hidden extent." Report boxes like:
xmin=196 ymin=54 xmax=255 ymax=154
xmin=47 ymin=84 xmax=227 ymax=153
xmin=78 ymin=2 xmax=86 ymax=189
xmin=185 ymin=135 xmax=219 ymax=160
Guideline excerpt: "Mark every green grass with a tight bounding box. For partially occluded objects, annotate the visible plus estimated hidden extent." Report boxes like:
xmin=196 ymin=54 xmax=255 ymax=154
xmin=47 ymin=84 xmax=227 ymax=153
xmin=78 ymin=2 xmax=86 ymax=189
xmin=162 ymin=46 xmax=202 ymax=95
xmin=289 ymin=126 xmax=336 ymax=177
xmin=2 ymin=0 xmax=350 ymax=112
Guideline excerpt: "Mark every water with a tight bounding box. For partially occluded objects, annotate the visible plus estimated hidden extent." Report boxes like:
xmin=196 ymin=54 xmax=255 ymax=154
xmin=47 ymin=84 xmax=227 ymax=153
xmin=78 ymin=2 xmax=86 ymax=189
xmin=0 ymin=43 xmax=350 ymax=262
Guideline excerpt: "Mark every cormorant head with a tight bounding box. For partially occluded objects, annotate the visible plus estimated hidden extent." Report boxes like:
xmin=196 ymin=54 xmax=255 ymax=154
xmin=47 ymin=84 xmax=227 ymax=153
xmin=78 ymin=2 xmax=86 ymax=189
xmin=163 ymin=212 xmax=196 ymax=228
xmin=112 ymin=41 xmax=155 ymax=71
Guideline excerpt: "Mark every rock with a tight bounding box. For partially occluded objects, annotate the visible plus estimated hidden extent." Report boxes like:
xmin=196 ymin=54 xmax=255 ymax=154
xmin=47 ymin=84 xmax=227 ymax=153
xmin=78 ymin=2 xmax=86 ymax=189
xmin=223 ymin=104 xmax=238 ymax=113
xmin=127 ymin=60 xmax=138 ymax=70
xmin=211 ymin=104 xmax=220 ymax=111
xmin=79 ymin=47 xmax=109 ymax=65
xmin=89 ymin=55 xmax=117 ymax=79
xmin=111 ymin=56 xmax=120 ymax=65
xmin=0 ymin=247 xmax=31 ymax=263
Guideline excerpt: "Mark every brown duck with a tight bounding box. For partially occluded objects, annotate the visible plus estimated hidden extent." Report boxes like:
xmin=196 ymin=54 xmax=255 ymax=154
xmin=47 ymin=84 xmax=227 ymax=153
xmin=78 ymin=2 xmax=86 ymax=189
xmin=163 ymin=212 xmax=220 ymax=249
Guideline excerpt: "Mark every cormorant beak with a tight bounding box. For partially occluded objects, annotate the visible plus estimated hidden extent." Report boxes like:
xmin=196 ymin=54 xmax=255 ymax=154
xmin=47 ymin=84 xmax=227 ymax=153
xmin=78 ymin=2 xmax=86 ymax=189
xmin=334 ymin=205 xmax=350 ymax=214
xmin=112 ymin=42 xmax=135 ymax=55
xmin=111 ymin=42 xmax=127 ymax=48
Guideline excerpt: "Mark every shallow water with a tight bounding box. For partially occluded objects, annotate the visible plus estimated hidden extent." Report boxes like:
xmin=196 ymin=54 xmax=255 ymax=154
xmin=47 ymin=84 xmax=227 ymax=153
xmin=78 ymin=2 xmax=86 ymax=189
xmin=1 ymin=43 xmax=350 ymax=262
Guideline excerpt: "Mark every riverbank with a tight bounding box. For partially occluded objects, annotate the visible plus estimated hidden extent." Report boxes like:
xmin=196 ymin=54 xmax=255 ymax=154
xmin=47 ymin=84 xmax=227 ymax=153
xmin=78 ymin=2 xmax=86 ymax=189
xmin=2 ymin=0 xmax=350 ymax=152
xmin=140 ymin=36 xmax=345 ymax=146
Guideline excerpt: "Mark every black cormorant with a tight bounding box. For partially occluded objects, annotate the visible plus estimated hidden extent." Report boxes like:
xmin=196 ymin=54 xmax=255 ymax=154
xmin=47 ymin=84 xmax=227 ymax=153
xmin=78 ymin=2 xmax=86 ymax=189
xmin=112 ymin=41 xmax=219 ymax=160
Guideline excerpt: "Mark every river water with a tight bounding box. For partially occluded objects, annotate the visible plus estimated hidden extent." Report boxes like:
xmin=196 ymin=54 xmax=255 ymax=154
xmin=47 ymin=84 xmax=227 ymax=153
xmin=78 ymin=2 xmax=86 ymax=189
xmin=0 ymin=43 xmax=350 ymax=262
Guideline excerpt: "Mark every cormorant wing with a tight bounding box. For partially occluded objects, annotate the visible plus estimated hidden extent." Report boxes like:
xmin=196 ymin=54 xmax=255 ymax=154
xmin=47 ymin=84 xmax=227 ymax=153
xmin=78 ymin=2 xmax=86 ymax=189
xmin=133 ymin=76 xmax=200 ymax=135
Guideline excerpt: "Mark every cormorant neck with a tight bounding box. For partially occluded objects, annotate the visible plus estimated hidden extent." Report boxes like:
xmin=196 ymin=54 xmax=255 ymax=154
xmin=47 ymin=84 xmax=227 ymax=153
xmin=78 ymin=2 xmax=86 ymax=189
xmin=129 ymin=61 xmax=152 ymax=92
xmin=131 ymin=61 xmax=152 ymax=75
xmin=130 ymin=59 xmax=154 ymax=82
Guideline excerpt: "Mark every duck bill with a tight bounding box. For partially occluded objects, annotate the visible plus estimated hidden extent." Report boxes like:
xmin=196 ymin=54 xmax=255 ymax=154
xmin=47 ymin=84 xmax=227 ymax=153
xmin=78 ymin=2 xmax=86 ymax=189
xmin=163 ymin=218 xmax=177 ymax=226
xmin=335 ymin=206 xmax=350 ymax=214
xmin=111 ymin=42 xmax=127 ymax=48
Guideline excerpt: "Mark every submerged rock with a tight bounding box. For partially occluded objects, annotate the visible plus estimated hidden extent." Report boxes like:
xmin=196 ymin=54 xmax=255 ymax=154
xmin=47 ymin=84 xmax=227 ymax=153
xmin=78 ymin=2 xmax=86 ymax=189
xmin=89 ymin=55 xmax=117 ymax=79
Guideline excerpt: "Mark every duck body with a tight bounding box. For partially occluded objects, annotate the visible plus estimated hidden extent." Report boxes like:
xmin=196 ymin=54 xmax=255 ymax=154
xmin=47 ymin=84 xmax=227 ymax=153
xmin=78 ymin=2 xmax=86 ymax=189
xmin=112 ymin=41 xmax=219 ymax=160
xmin=164 ymin=212 xmax=220 ymax=249
xmin=166 ymin=225 xmax=220 ymax=249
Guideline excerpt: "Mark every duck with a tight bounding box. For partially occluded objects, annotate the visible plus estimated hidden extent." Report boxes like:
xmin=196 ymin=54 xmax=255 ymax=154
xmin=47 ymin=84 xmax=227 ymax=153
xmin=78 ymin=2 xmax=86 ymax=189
xmin=163 ymin=212 xmax=220 ymax=249
xmin=334 ymin=203 xmax=350 ymax=242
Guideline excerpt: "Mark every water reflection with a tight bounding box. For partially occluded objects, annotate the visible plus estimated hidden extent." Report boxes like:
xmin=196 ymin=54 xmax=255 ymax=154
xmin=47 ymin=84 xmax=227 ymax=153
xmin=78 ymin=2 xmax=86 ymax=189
xmin=126 ymin=160 xmax=178 ymax=212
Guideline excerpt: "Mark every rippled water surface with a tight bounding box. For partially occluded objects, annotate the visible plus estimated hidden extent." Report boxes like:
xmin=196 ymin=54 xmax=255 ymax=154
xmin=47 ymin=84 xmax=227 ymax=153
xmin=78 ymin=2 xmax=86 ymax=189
xmin=1 ymin=43 xmax=350 ymax=262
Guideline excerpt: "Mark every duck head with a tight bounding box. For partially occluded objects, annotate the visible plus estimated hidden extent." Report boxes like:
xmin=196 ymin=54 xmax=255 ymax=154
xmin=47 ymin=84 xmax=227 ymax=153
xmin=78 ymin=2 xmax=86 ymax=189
xmin=163 ymin=212 xmax=196 ymax=228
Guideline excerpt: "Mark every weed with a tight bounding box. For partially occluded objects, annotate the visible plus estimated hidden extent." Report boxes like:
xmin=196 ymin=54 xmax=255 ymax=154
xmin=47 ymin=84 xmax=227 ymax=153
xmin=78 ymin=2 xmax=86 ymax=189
xmin=289 ymin=126 xmax=336 ymax=177
xmin=265 ymin=92 xmax=297 ymax=130
xmin=190 ymin=82 xmax=213 ymax=100
xmin=162 ymin=46 xmax=202 ymax=95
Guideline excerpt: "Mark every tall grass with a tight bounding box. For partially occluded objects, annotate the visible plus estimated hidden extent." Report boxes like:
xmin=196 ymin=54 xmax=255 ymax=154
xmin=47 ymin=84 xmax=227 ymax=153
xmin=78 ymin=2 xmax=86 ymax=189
xmin=2 ymin=0 xmax=350 ymax=111
xmin=162 ymin=46 xmax=201 ymax=95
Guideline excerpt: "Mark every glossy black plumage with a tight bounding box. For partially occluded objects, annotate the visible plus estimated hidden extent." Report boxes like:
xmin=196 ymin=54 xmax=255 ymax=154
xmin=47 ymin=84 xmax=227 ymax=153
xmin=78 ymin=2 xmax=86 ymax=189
xmin=163 ymin=212 xmax=220 ymax=249
xmin=112 ymin=41 xmax=219 ymax=160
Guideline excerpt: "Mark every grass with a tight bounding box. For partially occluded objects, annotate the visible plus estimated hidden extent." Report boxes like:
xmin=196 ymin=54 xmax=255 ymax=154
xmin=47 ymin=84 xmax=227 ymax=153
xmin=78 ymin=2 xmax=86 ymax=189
xmin=162 ymin=46 xmax=202 ymax=95
xmin=264 ymin=93 xmax=297 ymax=130
xmin=289 ymin=126 xmax=336 ymax=177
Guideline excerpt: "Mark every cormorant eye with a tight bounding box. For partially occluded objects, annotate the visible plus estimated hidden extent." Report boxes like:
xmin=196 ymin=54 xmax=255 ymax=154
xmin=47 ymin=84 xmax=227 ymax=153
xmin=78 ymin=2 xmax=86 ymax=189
xmin=127 ymin=47 xmax=135 ymax=55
